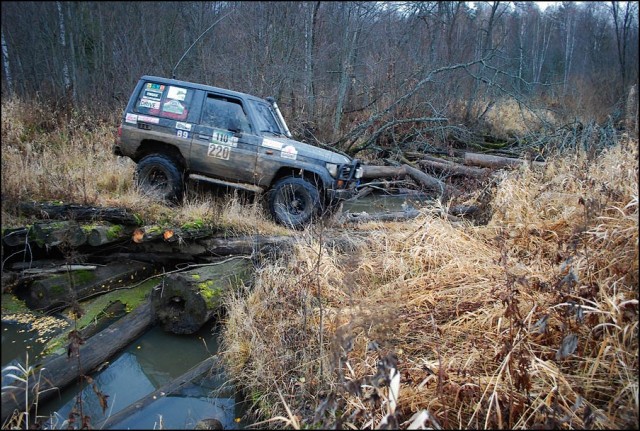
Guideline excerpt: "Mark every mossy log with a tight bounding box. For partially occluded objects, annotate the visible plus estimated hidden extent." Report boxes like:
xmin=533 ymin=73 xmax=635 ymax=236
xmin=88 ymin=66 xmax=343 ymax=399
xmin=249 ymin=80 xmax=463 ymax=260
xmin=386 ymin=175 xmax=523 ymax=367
xmin=27 ymin=260 xmax=158 ymax=312
xmin=18 ymin=201 xmax=141 ymax=225
xmin=151 ymin=258 xmax=253 ymax=334
xmin=2 ymin=227 xmax=28 ymax=247
xmin=0 ymin=298 xmax=154 ymax=424
xmin=86 ymin=222 xmax=134 ymax=246
xmin=31 ymin=220 xmax=87 ymax=248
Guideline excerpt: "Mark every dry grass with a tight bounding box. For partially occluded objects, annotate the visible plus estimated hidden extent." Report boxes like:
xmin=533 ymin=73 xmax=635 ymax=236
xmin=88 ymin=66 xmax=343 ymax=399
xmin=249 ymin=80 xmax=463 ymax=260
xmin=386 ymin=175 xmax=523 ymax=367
xmin=0 ymin=97 xmax=283 ymax=235
xmin=221 ymin=137 xmax=638 ymax=429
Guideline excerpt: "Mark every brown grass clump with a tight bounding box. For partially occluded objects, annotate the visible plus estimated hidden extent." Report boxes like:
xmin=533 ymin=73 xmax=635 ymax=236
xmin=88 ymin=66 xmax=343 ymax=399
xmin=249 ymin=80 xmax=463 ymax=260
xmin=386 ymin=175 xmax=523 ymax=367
xmin=221 ymin=138 xmax=638 ymax=429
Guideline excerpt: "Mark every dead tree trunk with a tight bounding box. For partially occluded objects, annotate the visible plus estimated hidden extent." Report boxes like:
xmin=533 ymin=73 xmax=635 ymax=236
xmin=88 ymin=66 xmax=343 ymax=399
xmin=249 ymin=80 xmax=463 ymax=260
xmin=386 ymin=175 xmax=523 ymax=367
xmin=463 ymin=152 xmax=545 ymax=169
xmin=26 ymin=260 xmax=158 ymax=312
xmin=86 ymin=223 xmax=134 ymax=247
xmin=418 ymin=159 xmax=490 ymax=178
xmin=151 ymin=258 xmax=253 ymax=334
xmin=0 ymin=299 xmax=154 ymax=424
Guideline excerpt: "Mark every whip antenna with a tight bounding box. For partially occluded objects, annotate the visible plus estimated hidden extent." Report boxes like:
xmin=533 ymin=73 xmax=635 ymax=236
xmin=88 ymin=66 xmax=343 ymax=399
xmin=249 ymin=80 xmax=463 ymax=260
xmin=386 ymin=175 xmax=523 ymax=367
xmin=172 ymin=11 xmax=233 ymax=79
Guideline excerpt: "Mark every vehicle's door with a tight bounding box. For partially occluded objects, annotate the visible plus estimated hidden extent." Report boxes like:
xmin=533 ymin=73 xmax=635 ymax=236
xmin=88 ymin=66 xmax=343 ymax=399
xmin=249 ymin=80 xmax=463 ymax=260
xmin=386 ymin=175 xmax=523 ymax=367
xmin=190 ymin=94 xmax=259 ymax=184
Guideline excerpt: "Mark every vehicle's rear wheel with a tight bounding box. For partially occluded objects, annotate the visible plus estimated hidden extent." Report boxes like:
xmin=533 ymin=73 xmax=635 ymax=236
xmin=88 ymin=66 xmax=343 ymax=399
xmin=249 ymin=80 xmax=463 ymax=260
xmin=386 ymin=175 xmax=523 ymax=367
xmin=135 ymin=154 xmax=184 ymax=202
xmin=268 ymin=176 xmax=321 ymax=229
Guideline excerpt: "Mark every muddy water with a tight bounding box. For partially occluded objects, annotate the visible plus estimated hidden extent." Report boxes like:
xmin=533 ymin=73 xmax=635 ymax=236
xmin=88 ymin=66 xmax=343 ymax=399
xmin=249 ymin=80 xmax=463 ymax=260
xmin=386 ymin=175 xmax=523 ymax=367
xmin=342 ymin=192 xmax=431 ymax=213
xmin=34 ymin=322 xmax=247 ymax=429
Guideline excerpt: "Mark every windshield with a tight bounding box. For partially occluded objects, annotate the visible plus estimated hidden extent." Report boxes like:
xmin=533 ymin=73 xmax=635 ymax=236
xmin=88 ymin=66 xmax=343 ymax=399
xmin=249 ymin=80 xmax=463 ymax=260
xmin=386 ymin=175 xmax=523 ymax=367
xmin=249 ymin=100 xmax=285 ymax=136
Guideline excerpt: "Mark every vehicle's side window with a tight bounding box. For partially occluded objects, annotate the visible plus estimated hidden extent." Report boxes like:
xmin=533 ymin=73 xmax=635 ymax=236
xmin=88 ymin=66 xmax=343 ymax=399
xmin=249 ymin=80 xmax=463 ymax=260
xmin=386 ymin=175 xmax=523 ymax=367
xmin=135 ymin=83 xmax=193 ymax=121
xmin=202 ymin=95 xmax=251 ymax=133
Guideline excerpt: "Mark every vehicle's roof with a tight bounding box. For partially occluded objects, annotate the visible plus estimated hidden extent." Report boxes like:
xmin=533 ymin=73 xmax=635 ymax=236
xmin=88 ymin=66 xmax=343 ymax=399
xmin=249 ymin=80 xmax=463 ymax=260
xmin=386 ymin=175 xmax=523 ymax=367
xmin=141 ymin=75 xmax=267 ymax=103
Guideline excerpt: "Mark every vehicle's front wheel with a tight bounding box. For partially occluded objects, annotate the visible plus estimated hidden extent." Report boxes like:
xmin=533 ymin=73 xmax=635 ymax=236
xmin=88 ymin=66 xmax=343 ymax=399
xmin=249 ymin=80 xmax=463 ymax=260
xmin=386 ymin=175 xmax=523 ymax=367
xmin=268 ymin=176 xmax=321 ymax=229
xmin=135 ymin=154 xmax=184 ymax=202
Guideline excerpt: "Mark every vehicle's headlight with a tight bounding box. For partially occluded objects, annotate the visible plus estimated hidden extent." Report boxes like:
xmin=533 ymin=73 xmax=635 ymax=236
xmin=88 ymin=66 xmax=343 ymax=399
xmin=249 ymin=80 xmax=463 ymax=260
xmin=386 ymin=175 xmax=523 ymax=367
xmin=326 ymin=163 xmax=338 ymax=178
xmin=354 ymin=166 xmax=364 ymax=179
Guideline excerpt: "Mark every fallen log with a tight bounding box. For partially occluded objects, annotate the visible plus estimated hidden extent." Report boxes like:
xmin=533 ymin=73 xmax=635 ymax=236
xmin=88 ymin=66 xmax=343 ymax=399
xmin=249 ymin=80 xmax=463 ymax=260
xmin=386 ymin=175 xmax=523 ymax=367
xmin=463 ymin=152 xmax=546 ymax=169
xmin=97 ymin=355 xmax=219 ymax=429
xmin=151 ymin=258 xmax=253 ymax=334
xmin=418 ymin=159 xmax=489 ymax=178
xmin=86 ymin=223 xmax=135 ymax=247
xmin=26 ymin=260 xmax=158 ymax=312
xmin=31 ymin=221 xmax=87 ymax=248
xmin=2 ymin=228 xmax=28 ymax=247
xmin=339 ymin=210 xmax=421 ymax=224
xmin=18 ymin=202 xmax=141 ymax=225
xmin=359 ymin=164 xmax=459 ymax=198
xmin=0 ymin=298 xmax=155 ymax=424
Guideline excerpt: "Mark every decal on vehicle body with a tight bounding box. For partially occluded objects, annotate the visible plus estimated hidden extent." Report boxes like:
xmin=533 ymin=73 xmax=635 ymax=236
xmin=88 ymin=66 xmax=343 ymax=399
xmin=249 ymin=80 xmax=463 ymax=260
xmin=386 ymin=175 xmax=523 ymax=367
xmin=177 ymin=130 xmax=189 ymax=139
xmin=175 ymin=122 xmax=192 ymax=131
xmin=137 ymin=115 xmax=160 ymax=124
xmin=125 ymin=113 xmax=138 ymax=124
xmin=281 ymin=145 xmax=298 ymax=160
xmin=208 ymin=143 xmax=231 ymax=160
xmin=146 ymin=83 xmax=165 ymax=91
xmin=262 ymin=138 xmax=283 ymax=150
xmin=211 ymin=129 xmax=238 ymax=147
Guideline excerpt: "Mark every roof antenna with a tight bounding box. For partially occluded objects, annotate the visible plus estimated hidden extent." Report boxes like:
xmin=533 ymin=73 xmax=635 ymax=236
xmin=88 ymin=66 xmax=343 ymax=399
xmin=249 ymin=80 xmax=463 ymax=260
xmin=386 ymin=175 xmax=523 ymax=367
xmin=172 ymin=11 xmax=233 ymax=80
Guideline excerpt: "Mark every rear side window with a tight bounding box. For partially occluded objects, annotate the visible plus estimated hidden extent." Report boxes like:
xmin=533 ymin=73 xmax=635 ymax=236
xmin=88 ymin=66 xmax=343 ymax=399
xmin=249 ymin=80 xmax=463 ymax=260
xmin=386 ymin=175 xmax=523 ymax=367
xmin=135 ymin=82 xmax=194 ymax=121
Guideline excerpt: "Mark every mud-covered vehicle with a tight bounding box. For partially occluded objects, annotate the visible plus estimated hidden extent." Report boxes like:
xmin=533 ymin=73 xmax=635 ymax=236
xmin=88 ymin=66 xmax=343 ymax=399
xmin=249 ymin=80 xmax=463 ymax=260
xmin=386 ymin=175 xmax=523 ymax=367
xmin=114 ymin=75 xmax=362 ymax=228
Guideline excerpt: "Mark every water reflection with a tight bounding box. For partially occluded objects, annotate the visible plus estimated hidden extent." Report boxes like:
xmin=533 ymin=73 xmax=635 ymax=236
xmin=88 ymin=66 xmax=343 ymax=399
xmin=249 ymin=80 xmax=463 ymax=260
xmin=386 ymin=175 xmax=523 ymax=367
xmin=35 ymin=322 xmax=246 ymax=429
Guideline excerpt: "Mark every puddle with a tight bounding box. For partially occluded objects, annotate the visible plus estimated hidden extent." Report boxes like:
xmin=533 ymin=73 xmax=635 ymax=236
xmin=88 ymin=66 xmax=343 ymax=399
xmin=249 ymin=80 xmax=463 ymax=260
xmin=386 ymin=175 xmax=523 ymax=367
xmin=2 ymin=321 xmax=248 ymax=429
xmin=342 ymin=192 xmax=432 ymax=213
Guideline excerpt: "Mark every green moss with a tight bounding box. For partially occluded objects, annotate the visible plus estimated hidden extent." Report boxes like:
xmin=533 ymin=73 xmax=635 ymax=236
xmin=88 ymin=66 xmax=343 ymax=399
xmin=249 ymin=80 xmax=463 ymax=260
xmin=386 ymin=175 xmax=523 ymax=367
xmin=197 ymin=279 xmax=223 ymax=308
xmin=192 ymin=274 xmax=201 ymax=280
xmin=181 ymin=219 xmax=205 ymax=230
xmin=41 ymin=279 xmax=156 ymax=356
xmin=1 ymin=294 xmax=30 ymax=314
xmin=107 ymin=225 xmax=123 ymax=239
xmin=133 ymin=213 xmax=144 ymax=226
xmin=147 ymin=225 xmax=163 ymax=234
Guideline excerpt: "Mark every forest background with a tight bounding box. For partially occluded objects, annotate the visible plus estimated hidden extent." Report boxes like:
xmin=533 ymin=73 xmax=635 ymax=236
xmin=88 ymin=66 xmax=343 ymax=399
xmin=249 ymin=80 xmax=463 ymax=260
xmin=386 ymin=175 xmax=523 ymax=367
xmin=1 ymin=1 xmax=638 ymax=151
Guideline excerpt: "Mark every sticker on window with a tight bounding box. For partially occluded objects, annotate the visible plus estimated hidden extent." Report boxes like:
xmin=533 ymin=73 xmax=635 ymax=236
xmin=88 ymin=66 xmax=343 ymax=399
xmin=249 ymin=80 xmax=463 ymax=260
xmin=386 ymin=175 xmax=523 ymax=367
xmin=262 ymin=138 xmax=283 ymax=150
xmin=146 ymin=83 xmax=165 ymax=91
xmin=144 ymin=90 xmax=162 ymax=100
xmin=125 ymin=113 xmax=138 ymax=124
xmin=167 ymin=86 xmax=187 ymax=101
xmin=162 ymin=100 xmax=185 ymax=115
xmin=139 ymin=98 xmax=160 ymax=109
xmin=138 ymin=115 xmax=160 ymax=124
xmin=212 ymin=129 xmax=238 ymax=147
xmin=281 ymin=145 xmax=298 ymax=160
xmin=208 ymin=143 xmax=231 ymax=160
xmin=176 ymin=130 xmax=189 ymax=139
xmin=176 ymin=122 xmax=192 ymax=131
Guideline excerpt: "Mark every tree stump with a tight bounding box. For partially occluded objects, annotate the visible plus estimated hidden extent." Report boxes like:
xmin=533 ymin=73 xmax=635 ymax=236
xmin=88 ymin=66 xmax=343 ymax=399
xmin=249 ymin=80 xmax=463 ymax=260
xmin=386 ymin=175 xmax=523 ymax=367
xmin=152 ymin=258 xmax=253 ymax=334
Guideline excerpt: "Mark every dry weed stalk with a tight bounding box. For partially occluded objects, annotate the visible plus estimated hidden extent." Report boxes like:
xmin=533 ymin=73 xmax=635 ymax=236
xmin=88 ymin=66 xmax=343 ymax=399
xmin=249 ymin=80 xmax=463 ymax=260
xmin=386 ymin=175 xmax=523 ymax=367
xmin=222 ymin=138 xmax=638 ymax=429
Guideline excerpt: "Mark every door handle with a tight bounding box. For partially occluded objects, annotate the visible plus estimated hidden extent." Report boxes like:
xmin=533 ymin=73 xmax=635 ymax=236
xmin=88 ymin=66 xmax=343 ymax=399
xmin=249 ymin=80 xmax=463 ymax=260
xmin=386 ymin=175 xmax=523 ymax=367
xmin=197 ymin=135 xmax=209 ymax=140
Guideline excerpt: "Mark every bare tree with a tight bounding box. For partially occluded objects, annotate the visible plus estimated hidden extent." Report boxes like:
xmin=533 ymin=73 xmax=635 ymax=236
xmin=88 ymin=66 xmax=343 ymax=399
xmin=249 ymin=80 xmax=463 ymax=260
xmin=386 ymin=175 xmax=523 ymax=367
xmin=1 ymin=27 xmax=13 ymax=96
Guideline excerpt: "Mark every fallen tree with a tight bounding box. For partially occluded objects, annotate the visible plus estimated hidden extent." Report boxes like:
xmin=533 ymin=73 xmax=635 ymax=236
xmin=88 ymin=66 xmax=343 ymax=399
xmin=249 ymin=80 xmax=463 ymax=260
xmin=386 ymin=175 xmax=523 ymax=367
xmin=1 ymin=298 xmax=155 ymax=424
xmin=151 ymin=257 xmax=253 ymax=334
xmin=17 ymin=202 xmax=141 ymax=225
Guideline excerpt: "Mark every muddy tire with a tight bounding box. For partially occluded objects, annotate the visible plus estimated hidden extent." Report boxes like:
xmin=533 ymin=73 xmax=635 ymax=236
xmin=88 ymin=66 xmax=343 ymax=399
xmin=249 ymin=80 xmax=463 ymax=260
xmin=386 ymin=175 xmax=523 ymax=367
xmin=135 ymin=154 xmax=184 ymax=202
xmin=268 ymin=176 xmax=321 ymax=229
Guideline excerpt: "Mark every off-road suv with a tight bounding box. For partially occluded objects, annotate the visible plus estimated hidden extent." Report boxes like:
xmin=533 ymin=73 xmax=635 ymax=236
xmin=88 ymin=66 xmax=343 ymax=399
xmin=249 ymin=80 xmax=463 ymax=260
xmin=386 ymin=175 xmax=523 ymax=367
xmin=114 ymin=75 xmax=362 ymax=228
